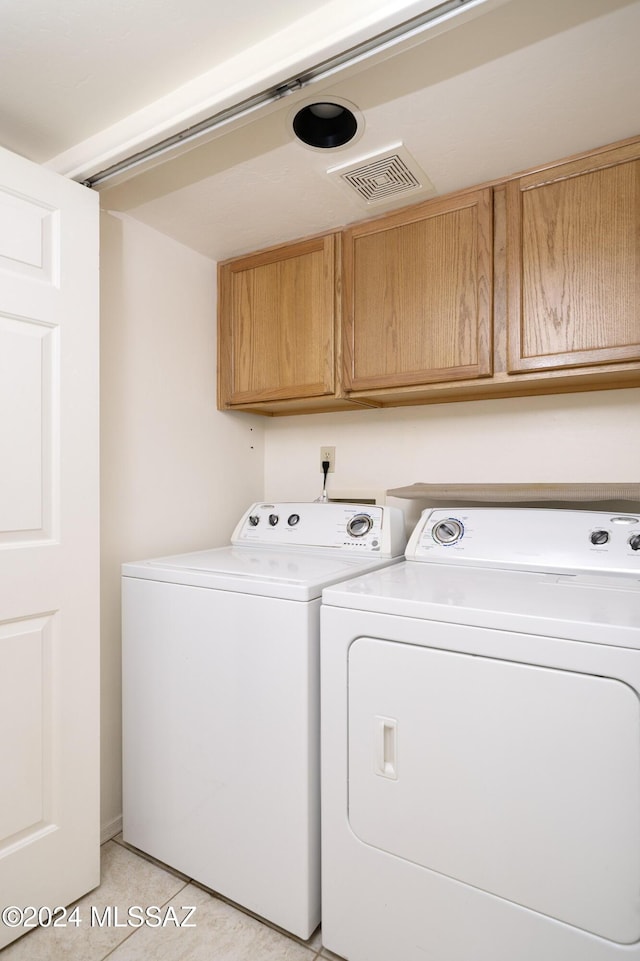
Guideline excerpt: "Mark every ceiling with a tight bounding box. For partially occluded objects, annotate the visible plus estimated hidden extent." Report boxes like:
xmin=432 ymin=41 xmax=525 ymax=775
xmin=0 ymin=0 xmax=370 ymax=162
xmin=0 ymin=0 xmax=455 ymax=170
xmin=3 ymin=0 xmax=639 ymax=263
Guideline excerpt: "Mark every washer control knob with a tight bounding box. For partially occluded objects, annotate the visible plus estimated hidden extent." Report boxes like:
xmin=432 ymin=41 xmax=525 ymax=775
xmin=268 ymin=514 xmax=279 ymax=527
xmin=432 ymin=518 xmax=464 ymax=545
xmin=347 ymin=513 xmax=373 ymax=538
xmin=248 ymin=515 xmax=260 ymax=527
xmin=629 ymin=534 xmax=640 ymax=552
xmin=288 ymin=513 xmax=300 ymax=527
xmin=590 ymin=529 xmax=609 ymax=545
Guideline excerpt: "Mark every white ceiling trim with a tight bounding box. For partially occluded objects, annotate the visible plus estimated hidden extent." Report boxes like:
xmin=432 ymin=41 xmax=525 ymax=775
xmin=46 ymin=0 xmax=508 ymax=184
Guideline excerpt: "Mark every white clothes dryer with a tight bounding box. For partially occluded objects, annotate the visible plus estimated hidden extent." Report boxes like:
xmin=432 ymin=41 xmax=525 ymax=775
xmin=121 ymin=501 xmax=405 ymax=940
xmin=320 ymin=507 xmax=640 ymax=961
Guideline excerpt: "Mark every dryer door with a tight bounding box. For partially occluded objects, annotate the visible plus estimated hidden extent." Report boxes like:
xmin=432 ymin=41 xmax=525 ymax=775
xmin=348 ymin=636 xmax=640 ymax=944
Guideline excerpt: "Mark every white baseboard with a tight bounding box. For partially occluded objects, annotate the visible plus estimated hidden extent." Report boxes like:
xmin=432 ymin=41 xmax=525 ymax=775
xmin=101 ymin=814 xmax=123 ymax=844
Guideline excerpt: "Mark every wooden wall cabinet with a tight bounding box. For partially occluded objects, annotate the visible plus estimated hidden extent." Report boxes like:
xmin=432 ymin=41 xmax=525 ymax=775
xmin=217 ymin=232 xmax=364 ymax=414
xmin=505 ymin=139 xmax=640 ymax=377
xmin=342 ymin=188 xmax=493 ymax=397
xmin=217 ymin=135 xmax=640 ymax=415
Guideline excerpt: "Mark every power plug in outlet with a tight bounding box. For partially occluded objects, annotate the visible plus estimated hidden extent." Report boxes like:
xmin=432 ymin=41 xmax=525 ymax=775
xmin=320 ymin=447 xmax=335 ymax=473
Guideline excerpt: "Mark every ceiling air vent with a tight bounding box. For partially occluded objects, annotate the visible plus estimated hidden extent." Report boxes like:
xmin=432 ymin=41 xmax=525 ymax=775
xmin=328 ymin=144 xmax=434 ymax=206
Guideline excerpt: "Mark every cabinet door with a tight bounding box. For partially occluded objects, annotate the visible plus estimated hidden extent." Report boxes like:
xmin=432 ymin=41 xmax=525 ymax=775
xmin=343 ymin=189 xmax=493 ymax=392
xmin=218 ymin=234 xmax=336 ymax=406
xmin=506 ymin=142 xmax=640 ymax=373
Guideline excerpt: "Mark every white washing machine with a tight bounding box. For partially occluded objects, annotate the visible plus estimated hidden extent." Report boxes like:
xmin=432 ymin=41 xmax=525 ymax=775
xmin=121 ymin=501 xmax=405 ymax=940
xmin=321 ymin=507 xmax=640 ymax=961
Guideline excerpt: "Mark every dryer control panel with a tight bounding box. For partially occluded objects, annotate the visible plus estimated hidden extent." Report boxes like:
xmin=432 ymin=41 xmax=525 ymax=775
xmin=232 ymin=502 xmax=406 ymax=557
xmin=406 ymin=508 xmax=640 ymax=575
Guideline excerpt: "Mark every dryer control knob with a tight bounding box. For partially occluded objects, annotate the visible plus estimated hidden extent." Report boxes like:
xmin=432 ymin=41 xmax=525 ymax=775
xmin=268 ymin=514 xmax=279 ymax=526
xmin=248 ymin=515 xmax=260 ymax=527
xmin=432 ymin=518 xmax=464 ymax=545
xmin=590 ymin=529 xmax=609 ymax=545
xmin=629 ymin=534 xmax=640 ymax=551
xmin=288 ymin=513 xmax=300 ymax=526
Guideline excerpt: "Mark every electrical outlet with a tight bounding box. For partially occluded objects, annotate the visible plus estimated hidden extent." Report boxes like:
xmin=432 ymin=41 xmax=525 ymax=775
xmin=320 ymin=446 xmax=336 ymax=473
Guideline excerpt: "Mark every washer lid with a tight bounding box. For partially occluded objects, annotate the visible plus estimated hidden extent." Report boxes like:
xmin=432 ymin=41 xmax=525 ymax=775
xmin=122 ymin=545 xmax=400 ymax=601
xmin=322 ymin=561 xmax=640 ymax=647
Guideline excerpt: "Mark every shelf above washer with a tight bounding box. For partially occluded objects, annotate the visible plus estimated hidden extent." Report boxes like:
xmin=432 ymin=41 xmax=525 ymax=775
xmin=386 ymin=483 xmax=640 ymax=509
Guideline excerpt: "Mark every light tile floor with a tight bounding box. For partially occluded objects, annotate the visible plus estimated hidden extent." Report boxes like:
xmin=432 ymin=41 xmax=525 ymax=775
xmin=1 ymin=836 xmax=344 ymax=961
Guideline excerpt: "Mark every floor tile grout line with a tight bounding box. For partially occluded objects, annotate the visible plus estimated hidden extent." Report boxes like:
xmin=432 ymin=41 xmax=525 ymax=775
xmin=97 ymin=878 xmax=193 ymax=961
xmin=90 ymin=842 xmax=192 ymax=961
xmin=101 ymin=839 xmax=326 ymax=959
xmin=98 ymin=921 xmax=140 ymax=961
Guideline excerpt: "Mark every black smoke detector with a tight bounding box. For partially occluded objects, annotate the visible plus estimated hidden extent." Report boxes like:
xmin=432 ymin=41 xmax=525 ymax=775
xmin=292 ymin=101 xmax=359 ymax=149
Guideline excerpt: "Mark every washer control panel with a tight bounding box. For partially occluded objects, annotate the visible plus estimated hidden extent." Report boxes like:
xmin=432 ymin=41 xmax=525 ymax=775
xmin=232 ymin=502 xmax=406 ymax=557
xmin=406 ymin=508 xmax=640 ymax=575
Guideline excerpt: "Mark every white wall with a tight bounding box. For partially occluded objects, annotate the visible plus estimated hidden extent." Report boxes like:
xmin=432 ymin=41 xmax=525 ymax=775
xmin=100 ymin=212 xmax=265 ymax=838
xmin=263 ymin=389 xmax=640 ymax=515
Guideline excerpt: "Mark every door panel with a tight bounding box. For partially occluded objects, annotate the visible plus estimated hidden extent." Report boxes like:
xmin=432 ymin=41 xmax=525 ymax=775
xmin=0 ymin=617 xmax=52 ymax=840
xmin=0 ymin=147 xmax=99 ymax=949
xmin=348 ymin=637 xmax=640 ymax=944
xmin=0 ymin=188 xmax=57 ymax=283
xmin=343 ymin=188 xmax=493 ymax=391
xmin=506 ymin=143 xmax=640 ymax=373
xmin=218 ymin=234 xmax=336 ymax=405
xmin=0 ymin=316 xmax=56 ymax=540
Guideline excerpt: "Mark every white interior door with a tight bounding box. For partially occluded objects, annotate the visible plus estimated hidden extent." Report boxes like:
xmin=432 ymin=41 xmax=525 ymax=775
xmin=0 ymin=146 xmax=99 ymax=948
